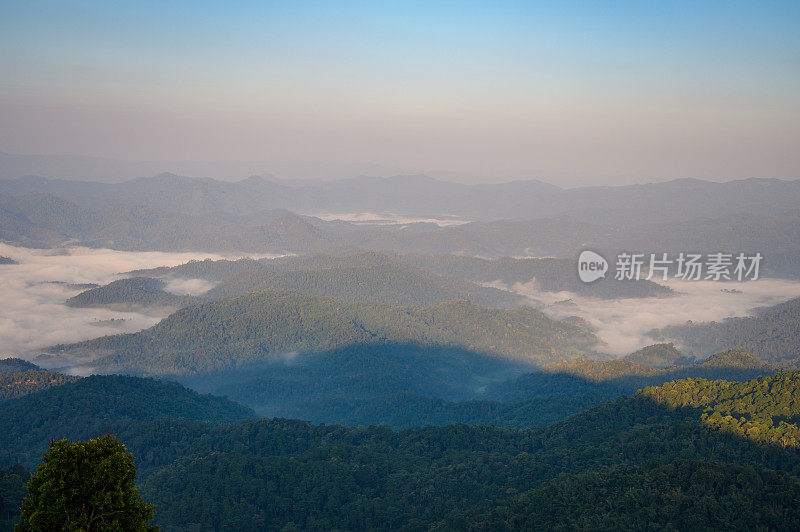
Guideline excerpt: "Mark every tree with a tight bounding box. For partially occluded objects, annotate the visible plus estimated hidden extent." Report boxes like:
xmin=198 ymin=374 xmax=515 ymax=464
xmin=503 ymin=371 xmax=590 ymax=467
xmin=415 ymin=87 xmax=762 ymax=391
xmin=16 ymin=435 xmax=157 ymax=531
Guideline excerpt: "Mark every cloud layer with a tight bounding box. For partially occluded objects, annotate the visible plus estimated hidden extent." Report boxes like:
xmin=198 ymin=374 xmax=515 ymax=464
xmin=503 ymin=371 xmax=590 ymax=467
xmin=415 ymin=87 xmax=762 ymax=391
xmin=0 ymin=243 xmax=266 ymax=359
xmin=495 ymin=278 xmax=800 ymax=356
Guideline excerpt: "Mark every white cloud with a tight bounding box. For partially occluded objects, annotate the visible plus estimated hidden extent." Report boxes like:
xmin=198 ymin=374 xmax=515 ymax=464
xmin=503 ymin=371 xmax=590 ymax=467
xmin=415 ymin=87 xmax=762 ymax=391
xmin=313 ymin=212 xmax=469 ymax=226
xmin=493 ymin=277 xmax=800 ymax=356
xmin=163 ymin=277 xmax=216 ymax=296
xmin=0 ymin=243 xmax=270 ymax=359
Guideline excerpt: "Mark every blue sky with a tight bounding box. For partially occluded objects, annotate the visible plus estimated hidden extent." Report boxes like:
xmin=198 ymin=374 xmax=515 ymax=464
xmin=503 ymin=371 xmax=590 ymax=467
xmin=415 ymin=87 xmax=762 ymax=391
xmin=1 ymin=0 xmax=798 ymax=184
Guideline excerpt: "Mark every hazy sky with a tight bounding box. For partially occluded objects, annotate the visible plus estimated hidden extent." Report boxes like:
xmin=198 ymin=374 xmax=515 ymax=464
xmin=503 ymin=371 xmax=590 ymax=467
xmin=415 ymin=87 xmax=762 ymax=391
xmin=1 ymin=1 xmax=799 ymax=185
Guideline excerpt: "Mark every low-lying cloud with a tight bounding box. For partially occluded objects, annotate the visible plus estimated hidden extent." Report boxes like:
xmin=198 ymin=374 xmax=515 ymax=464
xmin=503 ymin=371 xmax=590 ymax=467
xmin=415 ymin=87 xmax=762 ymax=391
xmin=313 ymin=212 xmax=470 ymax=226
xmin=493 ymin=278 xmax=800 ymax=357
xmin=163 ymin=277 xmax=216 ymax=296
xmin=0 ymin=243 xmax=268 ymax=361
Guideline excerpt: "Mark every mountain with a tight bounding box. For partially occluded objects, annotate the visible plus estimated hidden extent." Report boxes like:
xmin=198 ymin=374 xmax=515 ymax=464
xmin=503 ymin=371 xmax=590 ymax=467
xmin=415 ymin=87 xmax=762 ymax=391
xmin=0 ymin=192 xmax=337 ymax=251
xmin=0 ymin=464 xmax=28 ymax=530
xmin=3 ymin=370 xmax=800 ymax=529
xmin=0 ymin=256 xmax=17 ymax=265
xmin=66 ymin=277 xmax=194 ymax=310
xmin=624 ymin=342 xmax=694 ymax=368
xmin=3 ymin=172 xmax=800 ymax=224
xmin=0 ymin=358 xmax=40 ymax=374
xmin=179 ymin=343 xmax=532 ymax=422
xmin=0 ymin=375 xmax=253 ymax=467
xmin=162 ymin=347 xmax=783 ymax=429
xmin=656 ymin=297 xmax=800 ymax=363
xmin=0 ymin=359 xmax=78 ymax=402
xmin=641 ymin=370 xmax=800 ymax=447
xmin=133 ymin=251 xmax=669 ymax=301
xmin=53 ymin=291 xmax=598 ymax=374
xmin=403 ymin=253 xmax=672 ymax=299
xmin=5 ymin=189 xmax=800 ymax=267
xmin=133 ymin=372 xmax=800 ymax=529
xmin=204 ymin=252 xmax=525 ymax=308
xmin=129 ymin=257 xmax=265 ymax=281
xmin=0 ymin=369 xmax=78 ymax=402
xmin=699 ymin=348 xmax=773 ymax=369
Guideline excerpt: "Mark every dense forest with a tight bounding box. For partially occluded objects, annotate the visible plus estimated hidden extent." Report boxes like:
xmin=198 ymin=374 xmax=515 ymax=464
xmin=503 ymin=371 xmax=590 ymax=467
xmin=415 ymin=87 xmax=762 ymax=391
xmin=403 ymin=253 xmax=673 ymax=299
xmin=437 ymin=460 xmax=800 ymax=530
xmin=176 ymin=345 xmax=787 ymax=428
xmin=204 ymin=256 xmax=525 ymax=308
xmin=0 ymin=375 xmax=253 ymax=468
xmin=624 ymin=342 xmax=694 ymax=368
xmin=659 ymin=297 xmax=800 ymax=362
xmin=0 ymin=359 xmax=78 ymax=401
xmin=65 ymin=276 xmax=194 ymax=310
xmin=0 ymin=358 xmax=40 ymax=374
xmin=4 ymin=371 xmax=800 ymax=529
xmin=54 ymin=291 xmax=598 ymax=374
xmin=132 ymin=251 xmax=670 ymax=300
xmin=0 ymin=370 xmax=78 ymax=401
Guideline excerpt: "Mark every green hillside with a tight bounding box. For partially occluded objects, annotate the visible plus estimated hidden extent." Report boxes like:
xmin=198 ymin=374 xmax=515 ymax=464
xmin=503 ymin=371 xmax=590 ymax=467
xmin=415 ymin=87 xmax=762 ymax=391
xmin=657 ymin=297 xmax=800 ymax=362
xmin=403 ymin=253 xmax=673 ymax=299
xmin=624 ymin=342 xmax=693 ymax=368
xmin=66 ymin=277 xmax=193 ymax=310
xmin=3 ymin=372 xmax=800 ymax=529
xmin=0 ymin=358 xmax=40 ymax=374
xmin=0 ymin=370 xmax=78 ymax=401
xmin=641 ymin=370 xmax=800 ymax=447
xmin=55 ymin=291 xmax=597 ymax=374
xmin=436 ymin=460 xmax=800 ymax=531
xmin=139 ymin=372 xmax=800 ymax=529
xmin=205 ymin=259 xmax=524 ymax=308
xmin=179 ymin=346 xmax=790 ymax=429
xmin=0 ymin=375 xmax=253 ymax=467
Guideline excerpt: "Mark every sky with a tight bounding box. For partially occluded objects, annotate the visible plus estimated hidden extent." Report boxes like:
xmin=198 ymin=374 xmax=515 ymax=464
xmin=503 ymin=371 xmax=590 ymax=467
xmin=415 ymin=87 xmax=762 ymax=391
xmin=1 ymin=1 xmax=799 ymax=185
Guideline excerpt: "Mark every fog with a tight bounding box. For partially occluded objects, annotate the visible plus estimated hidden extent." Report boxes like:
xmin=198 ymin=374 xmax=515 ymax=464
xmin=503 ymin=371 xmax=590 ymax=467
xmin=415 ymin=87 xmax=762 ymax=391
xmin=313 ymin=212 xmax=469 ymax=226
xmin=0 ymin=243 xmax=275 ymax=358
xmin=493 ymin=278 xmax=800 ymax=356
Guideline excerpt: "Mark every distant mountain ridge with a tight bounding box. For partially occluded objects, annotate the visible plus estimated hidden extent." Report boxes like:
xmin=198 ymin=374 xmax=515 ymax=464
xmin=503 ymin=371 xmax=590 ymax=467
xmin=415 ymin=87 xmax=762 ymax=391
xmin=4 ymin=190 xmax=800 ymax=276
xmin=2 ymin=172 xmax=800 ymax=225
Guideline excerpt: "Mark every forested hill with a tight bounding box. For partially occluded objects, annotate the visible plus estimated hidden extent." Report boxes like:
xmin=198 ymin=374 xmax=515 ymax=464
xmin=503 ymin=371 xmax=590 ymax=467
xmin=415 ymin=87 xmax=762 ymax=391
xmin=657 ymin=296 xmax=800 ymax=362
xmin=66 ymin=277 xmax=194 ymax=310
xmin=204 ymin=256 xmax=525 ymax=308
xmin=0 ymin=375 xmax=253 ymax=467
xmin=3 ymin=372 xmax=800 ymax=529
xmin=54 ymin=291 xmax=597 ymax=374
xmin=0 ymin=358 xmax=40 ymax=374
xmin=435 ymin=460 xmax=800 ymax=531
xmin=90 ymin=253 xmax=525 ymax=308
xmin=129 ymin=257 xmax=264 ymax=282
xmin=403 ymin=253 xmax=673 ymax=299
xmin=0 ymin=369 xmax=78 ymax=402
xmin=0 ymin=358 xmax=79 ymax=402
xmin=133 ymin=251 xmax=671 ymax=300
xmin=641 ymin=371 xmax=800 ymax=447
xmin=624 ymin=342 xmax=693 ymax=368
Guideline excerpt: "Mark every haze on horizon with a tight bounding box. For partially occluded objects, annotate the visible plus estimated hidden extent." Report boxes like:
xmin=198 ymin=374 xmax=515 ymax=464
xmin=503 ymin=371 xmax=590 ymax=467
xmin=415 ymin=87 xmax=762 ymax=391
xmin=1 ymin=1 xmax=799 ymax=186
